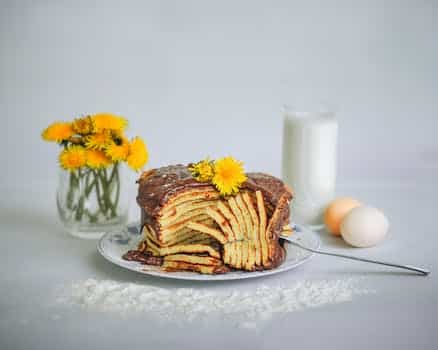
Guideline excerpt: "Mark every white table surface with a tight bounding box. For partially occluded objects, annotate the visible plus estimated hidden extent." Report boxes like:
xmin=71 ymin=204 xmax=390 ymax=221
xmin=1 ymin=181 xmax=436 ymax=350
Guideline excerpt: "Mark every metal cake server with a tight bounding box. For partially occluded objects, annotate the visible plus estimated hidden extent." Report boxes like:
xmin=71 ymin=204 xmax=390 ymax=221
xmin=280 ymin=235 xmax=430 ymax=276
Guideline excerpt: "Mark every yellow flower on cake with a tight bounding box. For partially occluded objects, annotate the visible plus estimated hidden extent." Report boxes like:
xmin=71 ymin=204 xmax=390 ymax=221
xmin=126 ymin=137 xmax=149 ymax=171
xmin=59 ymin=146 xmax=87 ymax=171
xmin=84 ymin=131 xmax=112 ymax=150
xmin=72 ymin=116 xmax=95 ymax=135
xmin=42 ymin=122 xmax=74 ymax=142
xmin=92 ymin=113 xmax=127 ymax=132
xmin=189 ymin=158 xmax=214 ymax=182
xmin=212 ymin=157 xmax=247 ymax=196
xmin=86 ymin=149 xmax=111 ymax=169
xmin=105 ymin=137 xmax=130 ymax=161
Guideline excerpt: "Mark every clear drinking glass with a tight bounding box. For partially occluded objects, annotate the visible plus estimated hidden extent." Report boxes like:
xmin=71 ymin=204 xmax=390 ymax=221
xmin=282 ymin=106 xmax=338 ymax=230
xmin=57 ymin=163 xmax=129 ymax=239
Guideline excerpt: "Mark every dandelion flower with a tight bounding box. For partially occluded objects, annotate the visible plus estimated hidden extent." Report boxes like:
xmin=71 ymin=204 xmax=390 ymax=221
xmin=84 ymin=131 xmax=112 ymax=150
xmin=72 ymin=116 xmax=95 ymax=135
xmin=212 ymin=157 xmax=247 ymax=196
xmin=92 ymin=112 xmax=127 ymax=132
xmin=105 ymin=136 xmax=130 ymax=161
xmin=86 ymin=149 xmax=111 ymax=169
xmin=42 ymin=122 xmax=74 ymax=142
xmin=189 ymin=158 xmax=214 ymax=182
xmin=59 ymin=146 xmax=87 ymax=171
xmin=126 ymin=137 xmax=148 ymax=171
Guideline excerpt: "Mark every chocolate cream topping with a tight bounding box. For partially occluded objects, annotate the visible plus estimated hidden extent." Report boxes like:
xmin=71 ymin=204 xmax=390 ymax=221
xmin=136 ymin=164 xmax=293 ymax=233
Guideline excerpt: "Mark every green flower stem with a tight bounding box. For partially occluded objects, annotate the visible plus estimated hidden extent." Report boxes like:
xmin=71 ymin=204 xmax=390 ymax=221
xmin=98 ymin=169 xmax=111 ymax=217
xmin=108 ymin=163 xmax=118 ymax=184
xmin=107 ymin=164 xmax=118 ymax=218
xmin=113 ymin=164 xmax=120 ymax=216
xmin=65 ymin=164 xmax=121 ymax=223
xmin=74 ymin=169 xmax=85 ymax=221
xmin=66 ymin=171 xmax=78 ymax=210
xmin=93 ymin=170 xmax=106 ymax=215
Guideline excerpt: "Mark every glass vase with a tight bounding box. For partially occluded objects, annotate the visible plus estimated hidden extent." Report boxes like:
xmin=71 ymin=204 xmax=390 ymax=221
xmin=57 ymin=163 xmax=128 ymax=239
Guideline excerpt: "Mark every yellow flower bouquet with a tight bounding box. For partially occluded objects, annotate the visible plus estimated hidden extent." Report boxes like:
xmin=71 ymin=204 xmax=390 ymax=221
xmin=42 ymin=113 xmax=148 ymax=238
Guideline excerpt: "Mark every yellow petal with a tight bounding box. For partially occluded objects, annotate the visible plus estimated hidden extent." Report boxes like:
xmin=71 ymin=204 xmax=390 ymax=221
xmin=86 ymin=149 xmax=112 ymax=169
xmin=92 ymin=113 xmax=127 ymax=132
xmin=126 ymin=137 xmax=148 ymax=171
xmin=105 ymin=138 xmax=130 ymax=161
xmin=42 ymin=122 xmax=74 ymax=142
xmin=59 ymin=146 xmax=87 ymax=171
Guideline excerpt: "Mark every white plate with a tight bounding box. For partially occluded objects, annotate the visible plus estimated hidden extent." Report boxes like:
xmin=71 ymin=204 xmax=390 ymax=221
xmin=97 ymin=223 xmax=320 ymax=281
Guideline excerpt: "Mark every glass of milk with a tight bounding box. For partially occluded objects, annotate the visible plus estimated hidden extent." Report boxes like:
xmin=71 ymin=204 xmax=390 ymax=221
xmin=282 ymin=106 xmax=338 ymax=229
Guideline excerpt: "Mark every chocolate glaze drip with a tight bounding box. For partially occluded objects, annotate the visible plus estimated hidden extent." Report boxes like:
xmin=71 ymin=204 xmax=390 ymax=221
xmin=123 ymin=250 xmax=163 ymax=265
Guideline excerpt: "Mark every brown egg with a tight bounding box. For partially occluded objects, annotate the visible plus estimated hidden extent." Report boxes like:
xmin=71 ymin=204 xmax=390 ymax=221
xmin=324 ymin=197 xmax=361 ymax=235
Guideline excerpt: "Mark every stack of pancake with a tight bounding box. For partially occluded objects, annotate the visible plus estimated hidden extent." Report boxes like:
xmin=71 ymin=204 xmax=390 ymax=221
xmin=124 ymin=165 xmax=293 ymax=274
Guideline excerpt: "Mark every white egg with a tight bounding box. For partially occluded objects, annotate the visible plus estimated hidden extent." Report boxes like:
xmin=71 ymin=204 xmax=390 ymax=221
xmin=340 ymin=206 xmax=389 ymax=247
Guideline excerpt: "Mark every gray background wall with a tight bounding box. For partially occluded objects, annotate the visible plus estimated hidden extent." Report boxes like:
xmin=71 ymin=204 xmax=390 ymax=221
xmin=2 ymin=0 xmax=437 ymax=199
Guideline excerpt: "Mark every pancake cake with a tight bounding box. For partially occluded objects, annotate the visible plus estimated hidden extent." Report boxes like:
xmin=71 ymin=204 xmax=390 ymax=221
xmin=123 ymin=164 xmax=293 ymax=274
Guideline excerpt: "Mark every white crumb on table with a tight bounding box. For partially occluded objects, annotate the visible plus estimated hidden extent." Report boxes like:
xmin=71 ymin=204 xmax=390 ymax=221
xmin=55 ymin=278 xmax=372 ymax=329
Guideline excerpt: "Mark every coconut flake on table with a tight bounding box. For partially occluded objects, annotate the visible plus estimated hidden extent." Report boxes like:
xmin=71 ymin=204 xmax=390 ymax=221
xmin=55 ymin=278 xmax=373 ymax=329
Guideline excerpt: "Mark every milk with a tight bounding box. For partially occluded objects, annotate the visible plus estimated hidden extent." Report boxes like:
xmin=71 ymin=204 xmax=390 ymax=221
xmin=282 ymin=111 xmax=338 ymax=228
